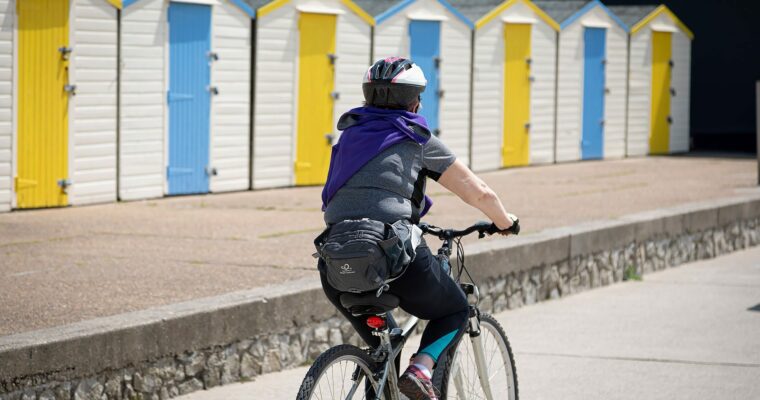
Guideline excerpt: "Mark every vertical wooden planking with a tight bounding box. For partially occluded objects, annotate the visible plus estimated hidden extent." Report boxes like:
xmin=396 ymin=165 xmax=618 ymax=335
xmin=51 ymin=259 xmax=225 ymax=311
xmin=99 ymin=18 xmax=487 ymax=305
xmin=0 ymin=0 xmax=11 ymax=211
xmin=252 ymin=3 xmax=296 ymax=189
xmin=669 ymin=31 xmax=690 ymax=153
xmin=70 ymin=0 xmax=118 ymax=205
xmin=581 ymin=27 xmax=605 ymax=160
xmin=294 ymin=12 xmax=335 ymax=186
xmin=16 ymin=0 xmax=69 ymax=208
xmin=410 ymin=20 xmax=441 ymax=133
xmin=502 ymin=23 xmax=531 ymax=167
xmin=119 ymin=0 xmax=166 ymax=200
xmin=210 ymin=2 xmax=251 ymax=193
xmin=167 ymin=2 xmax=212 ymax=194
xmin=649 ymin=31 xmax=671 ymax=154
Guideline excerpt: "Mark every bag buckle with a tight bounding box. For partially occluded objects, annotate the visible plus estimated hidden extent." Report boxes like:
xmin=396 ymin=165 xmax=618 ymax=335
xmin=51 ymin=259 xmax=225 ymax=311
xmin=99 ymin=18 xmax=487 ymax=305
xmin=376 ymin=283 xmax=390 ymax=298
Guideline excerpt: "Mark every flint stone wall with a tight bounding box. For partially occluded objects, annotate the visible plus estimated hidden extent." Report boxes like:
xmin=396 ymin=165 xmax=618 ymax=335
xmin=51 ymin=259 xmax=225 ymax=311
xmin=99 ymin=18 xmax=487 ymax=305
xmin=1 ymin=197 xmax=759 ymax=400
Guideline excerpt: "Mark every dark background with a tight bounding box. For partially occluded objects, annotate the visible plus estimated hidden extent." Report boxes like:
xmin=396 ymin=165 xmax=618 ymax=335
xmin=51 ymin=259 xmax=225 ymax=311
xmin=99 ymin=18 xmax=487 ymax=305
xmin=604 ymin=0 xmax=759 ymax=153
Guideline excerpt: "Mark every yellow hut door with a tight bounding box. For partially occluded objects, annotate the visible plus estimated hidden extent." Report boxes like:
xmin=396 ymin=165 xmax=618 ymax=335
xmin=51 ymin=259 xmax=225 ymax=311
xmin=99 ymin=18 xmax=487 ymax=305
xmin=295 ymin=13 xmax=337 ymax=186
xmin=650 ymin=31 xmax=672 ymax=154
xmin=502 ymin=23 xmax=531 ymax=167
xmin=16 ymin=0 xmax=70 ymax=208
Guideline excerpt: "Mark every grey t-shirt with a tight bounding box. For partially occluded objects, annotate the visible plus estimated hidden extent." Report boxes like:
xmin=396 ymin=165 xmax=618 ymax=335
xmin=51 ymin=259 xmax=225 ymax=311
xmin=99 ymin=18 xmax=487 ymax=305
xmin=324 ymin=136 xmax=456 ymax=224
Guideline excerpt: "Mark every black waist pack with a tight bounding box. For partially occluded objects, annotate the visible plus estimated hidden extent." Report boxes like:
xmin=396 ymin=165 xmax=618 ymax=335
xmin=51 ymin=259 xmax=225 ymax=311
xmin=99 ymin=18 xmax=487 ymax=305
xmin=314 ymin=219 xmax=419 ymax=294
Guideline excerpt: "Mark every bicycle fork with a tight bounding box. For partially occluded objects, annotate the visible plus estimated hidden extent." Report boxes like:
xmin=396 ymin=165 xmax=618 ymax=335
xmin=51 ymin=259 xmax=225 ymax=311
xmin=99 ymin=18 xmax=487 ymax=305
xmin=450 ymin=305 xmax=496 ymax=400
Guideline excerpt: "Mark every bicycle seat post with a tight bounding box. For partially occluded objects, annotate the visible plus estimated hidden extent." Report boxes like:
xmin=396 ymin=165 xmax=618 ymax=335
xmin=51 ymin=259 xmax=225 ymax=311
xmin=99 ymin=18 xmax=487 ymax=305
xmin=367 ymin=315 xmax=400 ymax=400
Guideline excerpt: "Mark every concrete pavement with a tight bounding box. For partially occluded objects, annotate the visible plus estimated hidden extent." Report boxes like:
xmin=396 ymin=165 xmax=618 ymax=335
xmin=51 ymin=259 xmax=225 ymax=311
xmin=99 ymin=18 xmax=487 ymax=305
xmin=177 ymin=246 xmax=760 ymax=400
xmin=0 ymin=155 xmax=757 ymax=335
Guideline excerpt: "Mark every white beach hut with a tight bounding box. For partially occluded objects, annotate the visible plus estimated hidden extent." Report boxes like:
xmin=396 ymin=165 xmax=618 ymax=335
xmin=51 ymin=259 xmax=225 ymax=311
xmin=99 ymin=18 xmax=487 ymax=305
xmin=1 ymin=0 xmax=120 ymax=211
xmin=609 ymin=4 xmax=693 ymax=156
xmin=454 ymin=0 xmax=559 ymax=171
xmin=119 ymin=0 xmax=254 ymax=199
xmin=354 ymin=0 xmax=474 ymax=164
xmin=535 ymin=0 xmax=629 ymax=162
xmin=250 ymin=0 xmax=373 ymax=188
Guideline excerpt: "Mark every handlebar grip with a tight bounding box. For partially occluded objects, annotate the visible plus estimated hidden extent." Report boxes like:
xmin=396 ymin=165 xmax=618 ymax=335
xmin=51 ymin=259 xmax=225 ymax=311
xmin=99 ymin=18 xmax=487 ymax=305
xmin=506 ymin=219 xmax=520 ymax=235
xmin=486 ymin=219 xmax=520 ymax=235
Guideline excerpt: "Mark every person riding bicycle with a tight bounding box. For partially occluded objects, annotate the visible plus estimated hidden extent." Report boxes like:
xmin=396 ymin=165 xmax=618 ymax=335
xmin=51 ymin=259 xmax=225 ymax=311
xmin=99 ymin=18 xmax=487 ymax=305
xmin=317 ymin=57 xmax=518 ymax=400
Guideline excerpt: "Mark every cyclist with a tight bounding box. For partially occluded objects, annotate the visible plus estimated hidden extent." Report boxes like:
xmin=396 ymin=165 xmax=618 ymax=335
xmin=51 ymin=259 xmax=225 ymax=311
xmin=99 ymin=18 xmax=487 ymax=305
xmin=319 ymin=57 xmax=517 ymax=399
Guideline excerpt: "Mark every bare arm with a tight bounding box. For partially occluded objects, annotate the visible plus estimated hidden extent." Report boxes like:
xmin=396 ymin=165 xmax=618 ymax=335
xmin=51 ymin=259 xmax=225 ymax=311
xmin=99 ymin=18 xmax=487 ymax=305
xmin=437 ymin=160 xmax=514 ymax=230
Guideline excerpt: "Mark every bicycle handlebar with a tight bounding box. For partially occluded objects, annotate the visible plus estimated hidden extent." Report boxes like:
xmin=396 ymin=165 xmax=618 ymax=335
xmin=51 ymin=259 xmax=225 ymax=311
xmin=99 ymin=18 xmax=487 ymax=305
xmin=419 ymin=219 xmax=520 ymax=240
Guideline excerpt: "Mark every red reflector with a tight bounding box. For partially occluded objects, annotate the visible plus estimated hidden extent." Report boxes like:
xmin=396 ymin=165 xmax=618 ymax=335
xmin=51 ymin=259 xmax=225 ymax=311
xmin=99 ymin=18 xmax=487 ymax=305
xmin=366 ymin=316 xmax=386 ymax=329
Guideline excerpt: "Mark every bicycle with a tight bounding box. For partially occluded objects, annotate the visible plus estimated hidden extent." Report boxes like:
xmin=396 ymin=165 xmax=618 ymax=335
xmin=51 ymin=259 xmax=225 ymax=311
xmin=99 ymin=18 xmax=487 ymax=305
xmin=297 ymin=220 xmax=520 ymax=400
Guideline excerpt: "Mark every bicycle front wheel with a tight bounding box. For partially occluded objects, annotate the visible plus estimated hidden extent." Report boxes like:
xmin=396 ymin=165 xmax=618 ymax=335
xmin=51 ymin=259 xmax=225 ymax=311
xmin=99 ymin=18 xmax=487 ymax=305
xmin=435 ymin=313 xmax=518 ymax=399
xmin=296 ymin=344 xmax=383 ymax=400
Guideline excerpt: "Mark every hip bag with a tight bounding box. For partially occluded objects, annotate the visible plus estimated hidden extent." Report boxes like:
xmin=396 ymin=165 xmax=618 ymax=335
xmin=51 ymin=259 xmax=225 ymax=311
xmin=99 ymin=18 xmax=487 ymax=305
xmin=314 ymin=219 xmax=421 ymax=295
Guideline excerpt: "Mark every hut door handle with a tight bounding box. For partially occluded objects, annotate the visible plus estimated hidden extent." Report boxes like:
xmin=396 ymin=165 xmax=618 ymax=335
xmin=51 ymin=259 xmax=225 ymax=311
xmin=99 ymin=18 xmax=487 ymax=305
xmin=57 ymin=179 xmax=72 ymax=193
xmin=330 ymin=91 xmax=340 ymax=100
xmin=526 ymin=57 xmax=532 ymax=65
xmin=667 ymin=115 xmax=673 ymax=124
xmin=434 ymin=56 xmax=442 ymax=68
xmin=59 ymin=46 xmax=73 ymax=60
xmin=208 ymin=86 xmax=219 ymax=95
xmin=524 ymin=122 xmax=531 ymax=132
xmin=207 ymin=51 xmax=219 ymax=61
xmin=205 ymin=166 xmax=218 ymax=176
xmin=325 ymin=134 xmax=335 ymax=145
xmin=64 ymin=84 xmax=77 ymax=96
xmin=327 ymin=53 xmax=337 ymax=64
xmin=437 ymin=89 xmax=444 ymax=98
xmin=670 ymin=87 xmax=676 ymax=96
xmin=669 ymin=59 xmax=674 ymax=68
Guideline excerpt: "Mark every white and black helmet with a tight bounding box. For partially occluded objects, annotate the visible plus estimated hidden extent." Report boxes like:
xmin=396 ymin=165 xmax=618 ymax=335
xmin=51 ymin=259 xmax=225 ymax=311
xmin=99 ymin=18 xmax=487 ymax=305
xmin=362 ymin=57 xmax=426 ymax=109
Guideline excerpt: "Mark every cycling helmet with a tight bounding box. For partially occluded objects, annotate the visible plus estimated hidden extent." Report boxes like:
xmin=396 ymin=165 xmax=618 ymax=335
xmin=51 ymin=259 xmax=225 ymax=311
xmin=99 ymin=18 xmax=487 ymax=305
xmin=362 ymin=57 xmax=426 ymax=109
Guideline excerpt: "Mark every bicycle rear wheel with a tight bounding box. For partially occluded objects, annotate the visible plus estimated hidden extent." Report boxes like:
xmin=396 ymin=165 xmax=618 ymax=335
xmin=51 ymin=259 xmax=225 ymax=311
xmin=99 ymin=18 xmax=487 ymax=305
xmin=296 ymin=344 xmax=383 ymax=400
xmin=434 ymin=313 xmax=518 ymax=399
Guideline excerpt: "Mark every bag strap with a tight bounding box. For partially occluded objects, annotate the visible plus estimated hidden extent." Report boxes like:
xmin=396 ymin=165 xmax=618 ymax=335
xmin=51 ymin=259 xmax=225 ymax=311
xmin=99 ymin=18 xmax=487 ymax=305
xmin=410 ymin=168 xmax=429 ymax=224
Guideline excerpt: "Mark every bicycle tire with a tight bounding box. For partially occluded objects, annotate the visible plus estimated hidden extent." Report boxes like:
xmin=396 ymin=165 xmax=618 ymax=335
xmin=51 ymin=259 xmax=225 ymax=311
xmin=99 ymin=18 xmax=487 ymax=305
xmin=433 ymin=313 xmax=519 ymax=399
xmin=296 ymin=344 xmax=384 ymax=400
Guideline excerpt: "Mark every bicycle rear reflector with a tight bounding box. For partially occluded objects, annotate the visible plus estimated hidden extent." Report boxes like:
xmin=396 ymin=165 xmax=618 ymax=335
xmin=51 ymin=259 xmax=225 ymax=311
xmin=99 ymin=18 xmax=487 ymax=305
xmin=366 ymin=316 xmax=386 ymax=329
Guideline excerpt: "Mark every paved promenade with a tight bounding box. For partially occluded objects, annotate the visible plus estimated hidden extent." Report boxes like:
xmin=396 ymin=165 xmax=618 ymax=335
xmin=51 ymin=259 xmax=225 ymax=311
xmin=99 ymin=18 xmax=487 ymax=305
xmin=0 ymin=155 xmax=756 ymax=335
xmin=178 ymin=246 xmax=760 ymax=400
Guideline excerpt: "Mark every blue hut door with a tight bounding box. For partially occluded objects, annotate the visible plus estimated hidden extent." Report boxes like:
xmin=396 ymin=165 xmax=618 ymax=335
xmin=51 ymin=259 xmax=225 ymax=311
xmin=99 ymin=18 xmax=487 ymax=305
xmin=167 ymin=2 xmax=212 ymax=195
xmin=581 ymin=27 xmax=606 ymax=160
xmin=409 ymin=20 xmax=441 ymax=135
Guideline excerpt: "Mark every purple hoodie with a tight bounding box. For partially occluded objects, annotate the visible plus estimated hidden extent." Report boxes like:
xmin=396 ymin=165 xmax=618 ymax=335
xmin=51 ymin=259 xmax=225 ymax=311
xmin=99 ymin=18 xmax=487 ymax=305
xmin=321 ymin=106 xmax=434 ymax=218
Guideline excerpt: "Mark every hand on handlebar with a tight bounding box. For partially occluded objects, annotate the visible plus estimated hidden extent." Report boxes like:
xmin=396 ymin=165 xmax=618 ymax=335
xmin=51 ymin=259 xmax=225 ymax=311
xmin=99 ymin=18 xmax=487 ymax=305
xmin=490 ymin=213 xmax=520 ymax=236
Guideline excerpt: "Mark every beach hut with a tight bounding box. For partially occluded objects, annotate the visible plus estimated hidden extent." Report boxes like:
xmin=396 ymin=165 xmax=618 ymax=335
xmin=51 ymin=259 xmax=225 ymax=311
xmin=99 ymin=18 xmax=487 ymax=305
xmin=251 ymin=0 xmax=373 ymax=188
xmin=609 ymin=4 xmax=693 ymax=155
xmin=534 ymin=0 xmax=629 ymax=162
xmin=453 ymin=0 xmax=559 ymax=171
xmin=1 ymin=0 xmax=120 ymax=210
xmin=119 ymin=0 xmax=254 ymax=199
xmin=354 ymin=0 xmax=474 ymax=164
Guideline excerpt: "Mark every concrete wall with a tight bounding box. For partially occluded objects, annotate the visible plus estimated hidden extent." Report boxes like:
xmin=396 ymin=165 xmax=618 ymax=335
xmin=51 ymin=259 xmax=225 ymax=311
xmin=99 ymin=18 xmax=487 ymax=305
xmin=1 ymin=196 xmax=759 ymax=399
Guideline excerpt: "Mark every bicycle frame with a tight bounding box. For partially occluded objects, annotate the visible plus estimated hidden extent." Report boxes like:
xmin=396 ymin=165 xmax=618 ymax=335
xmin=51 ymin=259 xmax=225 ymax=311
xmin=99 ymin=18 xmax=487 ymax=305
xmin=362 ymin=229 xmax=496 ymax=400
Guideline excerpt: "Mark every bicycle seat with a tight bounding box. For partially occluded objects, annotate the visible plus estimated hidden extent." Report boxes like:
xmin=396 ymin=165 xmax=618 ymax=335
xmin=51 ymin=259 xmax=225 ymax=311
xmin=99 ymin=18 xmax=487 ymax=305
xmin=339 ymin=292 xmax=400 ymax=316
